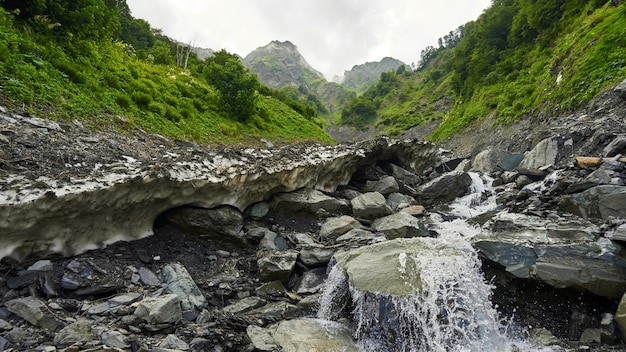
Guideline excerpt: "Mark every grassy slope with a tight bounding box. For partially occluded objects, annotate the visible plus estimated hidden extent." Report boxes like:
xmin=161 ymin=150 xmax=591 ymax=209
xmin=0 ymin=9 xmax=332 ymax=145
xmin=339 ymin=2 xmax=626 ymax=142
xmin=431 ymin=2 xmax=626 ymax=140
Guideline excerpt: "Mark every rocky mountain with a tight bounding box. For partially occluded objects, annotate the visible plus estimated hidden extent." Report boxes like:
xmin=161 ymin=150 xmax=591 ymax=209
xmin=242 ymin=40 xmax=325 ymax=89
xmin=191 ymin=46 xmax=214 ymax=60
xmin=242 ymin=40 xmax=355 ymax=114
xmin=341 ymin=57 xmax=407 ymax=94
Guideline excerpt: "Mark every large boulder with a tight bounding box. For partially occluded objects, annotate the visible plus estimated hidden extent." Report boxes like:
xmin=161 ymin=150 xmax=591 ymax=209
xmin=257 ymin=251 xmax=298 ymax=283
xmin=474 ymin=212 xmax=626 ymax=298
xmin=351 ymin=192 xmax=392 ymax=219
xmin=5 ymin=297 xmax=63 ymax=332
xmin=319 ymin=216 xmax=363 ymax=241
xmin=415 ymin=170 xmax=472 ymax=206
xmin=363 ymin=176 xmax=400 ymax=195
xmin=133 ymin=294 xmax=182 ymax=324
xmin=560 ymin=185 xmax=626 ymax=219
xmin=272 ymin=188 xmax=345 ymax=213
xmin=518 ymin=135 xmax=573 ymax=169
xmin=161 ymin=263 xmax=207 ymax=311
xmin=164 ymin=206 xmax=249 ymax=249
xmin=247 ymin=318 xmax=359 ymax=352
xmin=372 ymin=212 xmax=428 ymax=239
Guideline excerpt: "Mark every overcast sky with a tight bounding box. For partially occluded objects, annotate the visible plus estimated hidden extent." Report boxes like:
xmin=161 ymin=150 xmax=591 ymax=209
xmin=126 ymin=0 xmax=492 ymax=79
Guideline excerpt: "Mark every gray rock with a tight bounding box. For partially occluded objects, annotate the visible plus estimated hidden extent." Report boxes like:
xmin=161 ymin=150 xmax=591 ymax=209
xmin=53 ymin=320 xmax=95 ymax=346
xmin=109 ymin=292 xmax=142 ymax=306
xmin=87 ymin=301 xmax=112 ymax=315
xmin=386 ymin=193 xmax=415 ymax=211
xmin=246 ymin=226 xmax=274 ymax=243
xmin=335 ymin=228 xmax=377 ymax=243
xmin=158 ymin=334 xmax=189 ymax=350
xmin=610 ymin=223 xmax=626 ymax=241
xmin=518 ymin=136 xmax=560 ymax=169
xmin=272 ymin=188 xmax=344 ymax=213
xmin=138 ymin=267 xmax=161 ymax=286
xmin=255 ymin=280 xmax=287 ymax=299
xmin=222 ymin=297 xmax=267 ymax=315
xmin=416 ymin=170 xmax=472 ymax=206
xmin=471 ymin=148 xmax=499 ymax=173
xmin=319 ymin=216 xmax=362 ymax=241
xmin=389 ymin=164 xmax=421 ymax=187
xmin=579 ymin=328 xmax=603 ymax=344
xmin=0 ymin=318 xmax=11 ymax=331
xmin=616 ymin=294 xmax=626 ymax=337
xmin=498 ymin=153 xmax=525 ymax=172
xmin=400 ymin=205 xmax=426 ymax=217
xmin=133 ymin=294 xmax=182 ymax=324
xmin=257 ymin=251 xmax=298 ymax=283
xmin=289 ymin=232 xmax=317 ymax=246
xmin=351 ymin=192 xmax=392 ymax=219
xmin=249 ymin=201 xmax=270 ymax=219
xmin=259 ymin=231 xmax=289 ymax=250
xmin=5 ymin=297 xmax=63 ymax=332
xmin=372 ymin=212 xmax=428 ymax=239
xmin=162 ymin=263 xmax=207 ymax=311
xmin=585 ymin=169 xmax=613 ymax=185
xmin=165 ymin=206 xmax=249 ymax=249
xmin=604 ymin=135 xmax=626 ymax=157
xmin=270 ymin=318 xmax=360 ymax=352
xmin=101 ymin=330 xmax=129 ymax=349
xmin=22 ymin=116 xmax=62 ymax=131
xmin=247 ymin=325 xmax=277 ymax=351
xmin=474 ymin=212 xmax=626 ymax=298
xmin=28 ymin=260 xmax=53 ymax=271
xmin=245 ymin=301 xmax=298 ymax=320
xmin=561 ymin=185 xmax=626 ymax=219
xmin=363 ymin=176 xmax=400 ymax=195
xmin=299 ymin=247 xmax=334 ymax=267
xmin=529 ymin=328 xmax=561 ymax=346
xmin=294 ymin=268 xmax=327 ymax=294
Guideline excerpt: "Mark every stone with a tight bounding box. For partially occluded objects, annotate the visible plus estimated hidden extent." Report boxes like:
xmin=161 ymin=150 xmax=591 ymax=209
xmin=158 ymin=334 xmax=189 ymax=350
xmin=165 ymin=206 xmax=249 ymax=249
xmin=138 ymin=267 xmax=160 ymax=286
xmin=319 ymin=216 xmax=362 ymax=241
xmin=363 ymin=176 xmax=400 ymax=195
xmin=255 ymin=280 xmax=287 ymax=299
xmin=351 ymin=192 xmax=392 ymax=219
xmin=561 ymin=185 xmax=626 ymax=219
xmin=615 ymin=78 xmax=626 ymax=93
xmin=259 ymin=230 xmax=289 ymax=250
xmin=529 ymin=328 xmax=561 ymax=346
xmin=332 ymin=238 xmax=463 ymax=297
xmin=497 ymin=153 xmax=525 ymax=172
xmin=109 ymin=292 xmax=142 ymax=306
xmin=222 ymin=297 xmax=267 ymax=315
xmin=299 ymin=247 xmax=334 ymax=267
xmin=611 ymin=223 xmax=626 ymax=241
xmin=5 ymin=297 xmax=63 ymax=332
xmin=518 ymin=136 xmax=560 ymax=169
xmin=0 ymin=318 xmax=11 ymax=331
xmin=415 ymin=170 xmax=472 ymax=206
xmin=289 ymin=232 xmax=317 ymax=245
xmin=133 ymin=294 xmax=182 ymax=324
xmin=161 ymin=263 xmax=207 ymax=311
xmin=386 ymin=193 xmax=415 ymax=211
xmin=293 ymin=268 xmax=327 ymax=294
xmin=272 ymin=188 xmax=344 ymax=213
xmin=372 ymin=212 xmax=428 ymax=239
xmin=335 ymin=228 xmax=377 ymax=242
xmin=400 ymin=205 xmax=426 ymax=217
xmin=257 ymin=251 xmax=298 ymax=283
xmin=388 ymin=164 xmax=421 ymax=186
xmin=270 ymin=318 xmax=360 ymax=352
xmin=100 ymin=330 xmax=129 ymax=349
xmin=247 ymin=324 xmax=278 ymax=351
xmin=245 ymin=301 xmax=298 ymax=320
xmin=579 ymin=328 xmax=603 ymax=344
xmin=475 ymin=212 xmax=626 ymax=298
xmin=249 ymin=201 xmax=270 ymax=219
xmin=246 ymin=226 xmax=273 ymax=243
xmin=470 ymin=148 xmax=499 ymax=173
xmin=27 ymin=260 xmax=53 ymax=271
xmin=53 ymin=320 xmax=95 ymax=346
xmin=585 ymin=169 xmax=613 ymax=185
xmin=604 ymin=135 xmax=626 ymax=157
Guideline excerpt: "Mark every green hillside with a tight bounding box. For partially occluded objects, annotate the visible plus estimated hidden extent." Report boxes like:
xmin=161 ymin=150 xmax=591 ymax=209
xmin=0 ymin=1 xmax=332 ymax=145
xmin=340 ymin=0 xmax=626 ymax=141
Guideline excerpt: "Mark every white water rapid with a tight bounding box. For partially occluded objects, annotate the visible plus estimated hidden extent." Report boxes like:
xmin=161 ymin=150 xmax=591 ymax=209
xmin=318 ymin=172 xmax=558 ymax=352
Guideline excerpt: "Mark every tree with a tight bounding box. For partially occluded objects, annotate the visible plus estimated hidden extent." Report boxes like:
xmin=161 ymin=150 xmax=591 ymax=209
xmin=203 ymin=50 xmax=260 ymax=122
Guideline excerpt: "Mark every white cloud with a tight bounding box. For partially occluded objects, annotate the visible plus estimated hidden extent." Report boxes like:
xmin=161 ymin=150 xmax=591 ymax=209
xmin=126 ymin=0 xmax=491 ymax=79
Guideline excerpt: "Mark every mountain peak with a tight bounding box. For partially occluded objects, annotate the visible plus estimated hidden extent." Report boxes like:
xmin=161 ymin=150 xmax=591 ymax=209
xmin=242 ymin=40 xmax=325 ymax=88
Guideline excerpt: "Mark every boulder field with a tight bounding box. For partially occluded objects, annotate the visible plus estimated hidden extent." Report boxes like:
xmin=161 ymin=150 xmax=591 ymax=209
xmin=1 ymin=81 xmax=626 ymax=351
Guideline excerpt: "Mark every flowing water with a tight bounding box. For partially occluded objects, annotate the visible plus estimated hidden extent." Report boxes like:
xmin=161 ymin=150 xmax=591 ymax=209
xmin=318 ymin=173 xmax=557 ymax=351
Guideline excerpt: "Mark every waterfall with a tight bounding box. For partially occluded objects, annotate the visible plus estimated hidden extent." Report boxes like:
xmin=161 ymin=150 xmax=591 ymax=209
xmin=318 ymin=173 xmax=556 ymax=352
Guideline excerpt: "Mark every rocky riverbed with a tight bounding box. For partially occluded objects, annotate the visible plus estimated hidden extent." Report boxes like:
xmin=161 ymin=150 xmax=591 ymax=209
xmin=1 ymin=81 xmax=626 ymax=351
